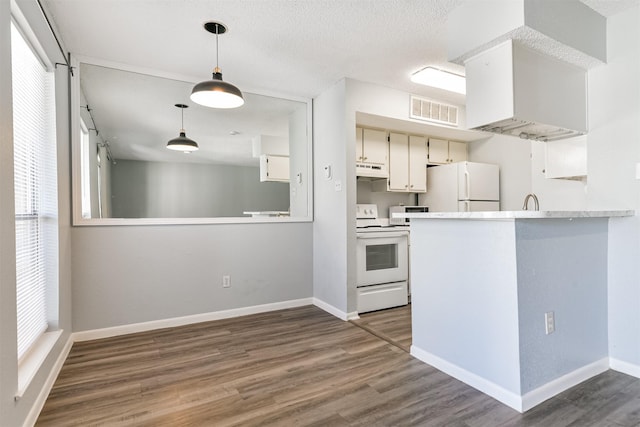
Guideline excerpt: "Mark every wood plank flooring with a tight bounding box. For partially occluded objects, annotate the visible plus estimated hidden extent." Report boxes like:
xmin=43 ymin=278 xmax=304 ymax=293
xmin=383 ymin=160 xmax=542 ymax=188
xmin=351 ymin=304 xmax=412 ymax=351
xmin=37 ymin=305 xmax=640 ymax=426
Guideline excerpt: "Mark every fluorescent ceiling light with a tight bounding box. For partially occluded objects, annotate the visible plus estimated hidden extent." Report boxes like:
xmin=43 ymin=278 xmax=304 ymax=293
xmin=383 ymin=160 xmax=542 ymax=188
xmin=411 ymin=67 xmax=466 ymax=95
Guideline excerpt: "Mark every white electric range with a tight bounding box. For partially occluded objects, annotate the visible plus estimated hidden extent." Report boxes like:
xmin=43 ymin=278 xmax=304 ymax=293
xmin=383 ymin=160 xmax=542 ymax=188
xmin=355 ymin=204 xmax=409 ymax=313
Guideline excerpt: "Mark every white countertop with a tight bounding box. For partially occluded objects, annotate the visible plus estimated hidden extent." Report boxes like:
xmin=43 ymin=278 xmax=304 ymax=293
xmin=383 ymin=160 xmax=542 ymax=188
xmin=395 ymin=210 xmax=635 ymax=220
xmin=243 ymin=211 xmax=290 ymax=217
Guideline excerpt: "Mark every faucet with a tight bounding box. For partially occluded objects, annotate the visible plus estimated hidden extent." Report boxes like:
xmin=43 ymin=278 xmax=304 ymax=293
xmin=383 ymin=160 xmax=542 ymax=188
xmin=522 ymin=193 xmax=539 ymax=211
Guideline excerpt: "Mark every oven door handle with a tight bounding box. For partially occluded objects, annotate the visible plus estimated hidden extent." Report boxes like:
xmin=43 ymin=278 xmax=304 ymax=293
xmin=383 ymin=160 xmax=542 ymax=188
xmin=357 ymin=231 xmax=408 ymax=239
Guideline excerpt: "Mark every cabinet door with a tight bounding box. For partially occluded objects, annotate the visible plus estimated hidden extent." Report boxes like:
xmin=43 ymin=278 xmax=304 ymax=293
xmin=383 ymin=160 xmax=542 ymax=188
xmin=362 ymin=128 xmax=388 ymax=164
xmin=545 ymin=136 xmax=586 ymax=179
xmin=388 ymin=133 xmax=409 ymax=191
xmin=448 ymin=141 xmax=468 ymax=163
xmin=260 ymin=155 xmax=290 ymax=182
xmin=428 ymin=138 xmax=449 ymax=164
xmin=409 ymin=135 xmax=427 ymax=192
xmin=355 ymin=127 xmax=364 ymax=162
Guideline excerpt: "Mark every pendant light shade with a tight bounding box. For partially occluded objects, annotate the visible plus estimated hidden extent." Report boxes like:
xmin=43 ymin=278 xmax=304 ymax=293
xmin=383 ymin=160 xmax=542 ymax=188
xmin=191 ymin=22 xmax=244 ymax=109
xmin=167 ymin=104 xmax=199 ymax=152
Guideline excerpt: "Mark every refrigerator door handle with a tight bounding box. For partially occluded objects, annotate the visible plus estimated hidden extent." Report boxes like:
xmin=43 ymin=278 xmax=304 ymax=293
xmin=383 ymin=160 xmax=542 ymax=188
xmin=464 ymin=170 xmax=470 ymax=200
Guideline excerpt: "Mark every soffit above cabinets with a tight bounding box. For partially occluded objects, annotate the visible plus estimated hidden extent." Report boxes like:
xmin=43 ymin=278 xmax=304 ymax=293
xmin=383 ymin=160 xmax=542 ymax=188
xmin=447 ymin=0 xmax=607 ymax=69
xmin=356 ymin=112 xmax=488 ymax=143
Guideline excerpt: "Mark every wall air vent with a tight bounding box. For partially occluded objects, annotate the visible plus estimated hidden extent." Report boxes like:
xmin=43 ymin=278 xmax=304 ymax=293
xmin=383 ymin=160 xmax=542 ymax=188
xmin=410 ymin=95 xmax=459 ymax=127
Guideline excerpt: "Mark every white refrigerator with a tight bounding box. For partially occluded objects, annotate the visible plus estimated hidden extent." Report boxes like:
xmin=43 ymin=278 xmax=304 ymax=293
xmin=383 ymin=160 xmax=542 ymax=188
xmin=419 ymin=161 xmax=500 ymax=212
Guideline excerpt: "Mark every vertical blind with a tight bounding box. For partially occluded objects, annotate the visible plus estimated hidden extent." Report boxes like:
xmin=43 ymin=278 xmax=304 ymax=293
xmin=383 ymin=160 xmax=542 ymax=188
xmin=11 ymin=22 xmax=58 ymax=361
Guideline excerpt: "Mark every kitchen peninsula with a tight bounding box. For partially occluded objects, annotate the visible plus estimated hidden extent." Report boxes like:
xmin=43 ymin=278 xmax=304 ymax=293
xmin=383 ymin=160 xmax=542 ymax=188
xmin=398 ymin=210 xmax=634 ymax=413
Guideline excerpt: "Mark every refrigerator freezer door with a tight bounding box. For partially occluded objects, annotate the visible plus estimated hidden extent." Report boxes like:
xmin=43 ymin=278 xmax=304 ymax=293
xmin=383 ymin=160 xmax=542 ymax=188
xmin=458 ymin=201 xmax=500 ymax=212
xmin=457 ymin=162 xmax=500 ymax=201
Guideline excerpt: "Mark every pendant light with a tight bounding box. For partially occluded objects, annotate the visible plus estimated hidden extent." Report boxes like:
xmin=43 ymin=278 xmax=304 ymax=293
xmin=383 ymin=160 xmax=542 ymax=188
xmin=190 ymin=22 xmax=244 ymax=109
xmin=166 ymin=104 xmax=199 ymax=152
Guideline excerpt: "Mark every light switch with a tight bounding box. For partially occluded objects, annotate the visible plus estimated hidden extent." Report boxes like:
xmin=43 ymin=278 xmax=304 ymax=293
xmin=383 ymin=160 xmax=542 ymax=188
xmin=324 ymin=165 xmax=332 ymax=180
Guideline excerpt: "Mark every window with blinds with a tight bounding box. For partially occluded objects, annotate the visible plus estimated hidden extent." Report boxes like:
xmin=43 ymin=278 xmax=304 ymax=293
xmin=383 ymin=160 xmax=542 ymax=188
xmin=11 ymin=21 xmax=59 ymax=361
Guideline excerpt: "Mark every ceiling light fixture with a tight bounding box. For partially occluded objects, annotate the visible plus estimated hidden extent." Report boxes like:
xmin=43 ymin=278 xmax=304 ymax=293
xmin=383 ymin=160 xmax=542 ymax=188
xmin=191 ymin=21 xmax=244 ymax=109
xmin=166 ymin=104 xmax=199 ymax=152
xmin=410 ymin=66 xmax=466 ymax=95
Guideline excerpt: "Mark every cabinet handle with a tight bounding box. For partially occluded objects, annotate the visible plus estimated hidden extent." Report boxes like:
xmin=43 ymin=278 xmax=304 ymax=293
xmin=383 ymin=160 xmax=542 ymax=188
xmin=410 ymin=184 xmax=414 ymax=188
xmin=363 ymin=156 xmax=367 ymax=161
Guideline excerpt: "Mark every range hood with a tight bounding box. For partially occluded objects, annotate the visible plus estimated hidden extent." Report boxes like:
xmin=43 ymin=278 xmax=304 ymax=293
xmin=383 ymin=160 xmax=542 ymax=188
xmin=465 ymin=40 xmax=588 ymax=142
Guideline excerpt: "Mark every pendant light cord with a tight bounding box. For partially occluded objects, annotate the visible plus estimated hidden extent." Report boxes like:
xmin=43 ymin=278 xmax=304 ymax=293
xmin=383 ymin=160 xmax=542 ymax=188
xmin=181 ymin=106 xmax=185 ymax=131
xmin=215 ymin=23 xmax=220 ymax=72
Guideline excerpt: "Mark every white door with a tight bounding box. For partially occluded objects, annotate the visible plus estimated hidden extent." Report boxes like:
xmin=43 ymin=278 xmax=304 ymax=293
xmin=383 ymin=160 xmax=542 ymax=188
xmin=458 ymin=201 xmax=500 ymax=212
xmin=457 ymin=162 xmax=499 ymax=201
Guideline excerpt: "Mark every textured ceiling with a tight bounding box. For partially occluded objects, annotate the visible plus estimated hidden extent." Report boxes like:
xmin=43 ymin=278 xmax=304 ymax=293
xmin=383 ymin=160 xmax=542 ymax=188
xmin=43 ymin=0 xmax=639 ymax=102
xmin=41 ymin=0 xmax=639 ymax=164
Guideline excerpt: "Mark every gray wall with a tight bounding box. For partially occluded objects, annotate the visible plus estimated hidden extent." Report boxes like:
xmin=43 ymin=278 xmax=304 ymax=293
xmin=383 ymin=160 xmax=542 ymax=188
xmin=0 ymin=1 xmax=73 ymax=425
xmin=71 ymin=222 xmax=312 ymax=330
xmin=110 ymin=159 xmax=290 ymax=218
xmin=516 ymin=219 xmax=608 ymax=393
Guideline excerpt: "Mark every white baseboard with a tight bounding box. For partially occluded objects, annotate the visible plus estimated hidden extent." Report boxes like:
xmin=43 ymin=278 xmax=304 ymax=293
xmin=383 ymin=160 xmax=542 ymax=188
xmin=411 ymin=345 xmax=610 ymax=413
xmin=521 ymin=357 xmax=609 ymax=412
xmin=73 ymin=298 xmax=314 ymax=342
xmin=410 ymin=345 xmax=524 ymax=412
xmin=312 ymin=298 xmax=359 ymax=320
xmin=610 ymin=358 xmax=640 ymax=379
xmin=23 ymin=334 xmax=74 ymax=427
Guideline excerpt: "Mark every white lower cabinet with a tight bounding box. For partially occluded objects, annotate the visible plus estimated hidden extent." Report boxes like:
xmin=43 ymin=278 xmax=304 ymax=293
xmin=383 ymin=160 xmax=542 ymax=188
xmin=386 ymin=133 xmax=427 ymax=192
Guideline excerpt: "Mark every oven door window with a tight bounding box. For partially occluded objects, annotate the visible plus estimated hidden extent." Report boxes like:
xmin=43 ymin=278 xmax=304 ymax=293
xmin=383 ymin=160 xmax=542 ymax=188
xmin=365 ymin=244 xmax=398 ymax=271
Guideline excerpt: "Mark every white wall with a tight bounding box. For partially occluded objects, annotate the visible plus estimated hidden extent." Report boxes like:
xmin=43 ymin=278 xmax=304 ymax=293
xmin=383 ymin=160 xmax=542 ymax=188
xmin=312 ymin=80 xmax=351 ymax=316
xmin=468 ymin=134 xmax=531 ymax=210
xmin=587 ymin=6 xmax=640 ymax=372
xmin=0 ymin=1 xmax=74 ymax=425
xmin=469 ymin=5 xmax=640 ymax=375
xmin=411 ymin=219 xmax=522 ymax=395
xmin=289 ymin=105 xmax=309 ymax=217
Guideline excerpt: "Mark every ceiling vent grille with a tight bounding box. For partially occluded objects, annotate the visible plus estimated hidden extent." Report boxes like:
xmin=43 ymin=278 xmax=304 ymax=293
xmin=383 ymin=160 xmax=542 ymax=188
xmin=410 ymin=95 xmax=459 ymax=127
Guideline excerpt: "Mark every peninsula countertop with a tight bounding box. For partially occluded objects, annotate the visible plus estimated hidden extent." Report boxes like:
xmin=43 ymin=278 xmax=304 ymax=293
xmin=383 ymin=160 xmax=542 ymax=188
xmin=394 ymin=210 xmax=635 ymax=220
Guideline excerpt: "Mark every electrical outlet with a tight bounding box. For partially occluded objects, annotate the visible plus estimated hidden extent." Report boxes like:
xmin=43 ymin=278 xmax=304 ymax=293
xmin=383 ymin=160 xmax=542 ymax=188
xmin=222 ymin=275 xmax=231 ymax=288
xmin=545 ymin=311 xmax=555 ymax=334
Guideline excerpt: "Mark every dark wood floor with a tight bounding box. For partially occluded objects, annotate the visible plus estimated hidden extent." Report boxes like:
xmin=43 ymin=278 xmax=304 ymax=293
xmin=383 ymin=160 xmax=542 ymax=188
xmin=37 ymin=305 xmax=640 ymax=426
xmin=351 ymin=304 xmax=412 ymax=351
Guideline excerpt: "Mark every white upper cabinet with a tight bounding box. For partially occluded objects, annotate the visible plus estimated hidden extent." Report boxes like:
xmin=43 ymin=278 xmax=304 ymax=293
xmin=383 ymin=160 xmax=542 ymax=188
xmin=428 ymin=138 xmax=467 ymax=164
xmin=545 ymin=136 xmax=587 ymax=180
xmin=357 ymin=128 xmax=388 ymax=165
xmin=448 ymin=141 xmax=468 ymax=163
xmin=260 ymin=154 xmax=290 ymax=182
xmin=387 ymin=133 xmax=427 ymax=193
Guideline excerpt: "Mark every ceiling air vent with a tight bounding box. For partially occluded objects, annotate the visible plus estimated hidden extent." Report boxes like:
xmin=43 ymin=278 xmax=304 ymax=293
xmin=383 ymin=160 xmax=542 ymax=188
xmin=410 ymin=95 xmax=459 ymax=127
